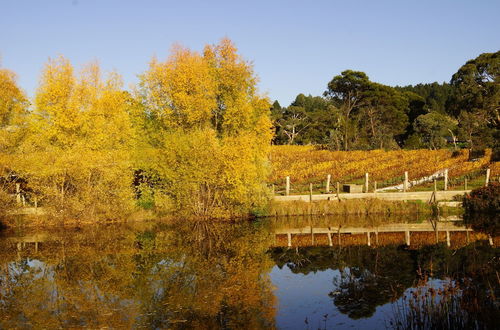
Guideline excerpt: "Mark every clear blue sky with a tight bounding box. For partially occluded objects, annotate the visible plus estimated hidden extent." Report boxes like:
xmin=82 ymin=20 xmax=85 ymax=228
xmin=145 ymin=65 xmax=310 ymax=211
xmin=1 ymin=0 xmax=499 ymax=105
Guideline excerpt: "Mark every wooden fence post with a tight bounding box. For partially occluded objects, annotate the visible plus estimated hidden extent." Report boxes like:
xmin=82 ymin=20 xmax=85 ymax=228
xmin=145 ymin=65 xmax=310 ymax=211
xmin=485 ymin=168 xmax=490 ymax=187
xmin=364 ymin=173 xmax=369 ymax=193
xmin=431 ymin=179 xmax=437 ymax=204
xmin=464 ymin=178 xmax=468 ymax=191
xmin=374 ymin=181 xmax=377 ymax=194
xmin=309 ymin=183 xmax=313 ymax=202
xmin=403 ymin=171 xmax=408 ymax=192
xmin=444 ymin=169 xmax=448 ymax=191
xmin=285 ymin=176 xmax=290 ymax=196
xmin=326 ymin=174 xmax=331 ymax=193
xmin=16 ymin=183 xmax=21 ymax=205
xmin=336 ymin=182 xmax=340 ymax=198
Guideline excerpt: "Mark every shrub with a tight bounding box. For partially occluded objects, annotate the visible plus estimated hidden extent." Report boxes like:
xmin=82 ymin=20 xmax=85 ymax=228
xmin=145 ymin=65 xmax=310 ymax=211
xmin=463 ymin=183 xmax=499 ymax=236
xmin=463 ymin=183 xmax=500 ymax=214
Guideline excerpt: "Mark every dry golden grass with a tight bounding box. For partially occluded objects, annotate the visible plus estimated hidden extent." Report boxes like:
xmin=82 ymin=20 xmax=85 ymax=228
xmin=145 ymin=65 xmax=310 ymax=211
xmin=268 ymin=199 xmax=430 ymax=217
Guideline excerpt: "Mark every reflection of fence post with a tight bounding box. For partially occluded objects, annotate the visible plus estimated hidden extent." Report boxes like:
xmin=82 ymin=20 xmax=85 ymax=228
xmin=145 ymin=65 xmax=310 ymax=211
xmin=403 ymin=171 xmax=408 ymax=192
xmin=326 ymin=174 xmax=331 ymax=193
xmin=285 ymin=176 xmax=290 ymax=196
xmin=485 ymin=168 xmax=490 ymax=187
xmin=364 ymin=173 xmax=369 ymax=193
xmin=444 ymin=169 xmax=448 ymax=191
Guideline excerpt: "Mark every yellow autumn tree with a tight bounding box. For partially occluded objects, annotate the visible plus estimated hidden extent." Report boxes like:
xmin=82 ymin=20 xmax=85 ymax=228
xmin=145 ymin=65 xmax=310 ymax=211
xmin=0 ymin=67 xmax=29 ymax=214
xmin=0 ymin=68 xmax=29 ymax=150
xmin=139 ymin=38 xmax=273 ymax=218
xmin=15 ymin=56 xmax=136 ymax=221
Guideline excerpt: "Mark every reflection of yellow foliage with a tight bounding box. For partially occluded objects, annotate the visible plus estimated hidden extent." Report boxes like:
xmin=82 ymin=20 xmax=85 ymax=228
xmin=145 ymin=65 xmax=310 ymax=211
xmin=0 ymin=221 xmax=276 ymax=328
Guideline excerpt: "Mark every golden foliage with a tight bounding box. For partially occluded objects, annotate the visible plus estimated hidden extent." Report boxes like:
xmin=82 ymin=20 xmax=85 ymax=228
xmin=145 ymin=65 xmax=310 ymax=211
xmin=0 ymin=68 xmax=28 ymax=152
xmin=139 ymin=38 xmax=273 ymax=218
xmin=270 ymin=146 xmax=493 ymax=186
xmin=13 ymin=57 xmax=136 ymax=220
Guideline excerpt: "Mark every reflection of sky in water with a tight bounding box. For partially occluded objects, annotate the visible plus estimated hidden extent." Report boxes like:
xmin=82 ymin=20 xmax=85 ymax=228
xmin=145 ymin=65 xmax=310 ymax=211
xmin=270 ymin=265 xmax=394 ymax=329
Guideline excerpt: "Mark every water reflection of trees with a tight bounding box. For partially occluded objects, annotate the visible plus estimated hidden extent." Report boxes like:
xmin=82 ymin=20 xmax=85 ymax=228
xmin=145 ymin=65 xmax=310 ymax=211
xmin=0 ymin=220 xmax=276 ymax=329
xmin=463 ymin=213 xmax=499 ymax=238
xmin=269 ymin=242 xmax=499 ymax=323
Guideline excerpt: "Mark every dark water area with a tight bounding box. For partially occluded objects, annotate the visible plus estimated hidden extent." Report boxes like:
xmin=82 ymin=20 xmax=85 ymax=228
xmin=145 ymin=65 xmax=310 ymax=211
xmin=0 ymin=216 xmax=498 ymax=329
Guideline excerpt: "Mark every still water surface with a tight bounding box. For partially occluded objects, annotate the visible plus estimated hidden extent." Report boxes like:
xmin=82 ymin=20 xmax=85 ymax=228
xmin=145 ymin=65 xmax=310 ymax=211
xmin=0 ymin=216 xmax=498 ymax=329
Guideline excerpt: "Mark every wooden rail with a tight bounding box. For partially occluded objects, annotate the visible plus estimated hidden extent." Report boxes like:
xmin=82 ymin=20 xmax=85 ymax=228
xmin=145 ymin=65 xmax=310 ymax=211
xmin=273 ymin=190 xmax=470 ymax=203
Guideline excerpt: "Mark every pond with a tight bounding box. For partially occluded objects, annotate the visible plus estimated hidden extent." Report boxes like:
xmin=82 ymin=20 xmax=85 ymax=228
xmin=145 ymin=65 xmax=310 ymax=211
xmin=0 ymin=216 xmax=498 ymax=329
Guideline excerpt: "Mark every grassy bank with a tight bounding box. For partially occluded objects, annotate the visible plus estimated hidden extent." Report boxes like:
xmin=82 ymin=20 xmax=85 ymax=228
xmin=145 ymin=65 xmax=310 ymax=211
xmin=266 ymin=198 xmax=459 ymax=217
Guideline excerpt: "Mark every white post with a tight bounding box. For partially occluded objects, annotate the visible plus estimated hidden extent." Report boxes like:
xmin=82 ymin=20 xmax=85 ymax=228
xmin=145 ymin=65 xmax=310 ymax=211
xmin=444 ymin=169 xmax=448 ymax=191
xmin=367 ymin=232 xmax=371 ymax=246
xmin=403 ymin=171 xmax=409 ymax=192
xmin=285 ymin=176 xmax=290 ymax=196
xmin=405 ymin=230 xmax=411 ymax=246
xmin=485 ymin=168 xmax=490 ymax=187
xmin=16 ymin=183 xmax=21 ymax=205
xmin=446 ymin=231 xmax=450 ymax=247
xmin=364 ymin=173 xmax=369 ymax=193
xmin=326 ymin=174 xmax=331 ymax=193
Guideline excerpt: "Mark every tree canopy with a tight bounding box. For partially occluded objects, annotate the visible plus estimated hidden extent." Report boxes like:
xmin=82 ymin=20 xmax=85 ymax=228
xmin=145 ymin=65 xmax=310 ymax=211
xmin=271 ymin=50 xmax=499 ymax=153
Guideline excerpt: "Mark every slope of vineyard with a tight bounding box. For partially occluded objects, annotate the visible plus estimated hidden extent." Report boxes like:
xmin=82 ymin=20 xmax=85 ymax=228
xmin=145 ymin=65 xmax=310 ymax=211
xmin=270 ymin=146 xmax=496 ymax=189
